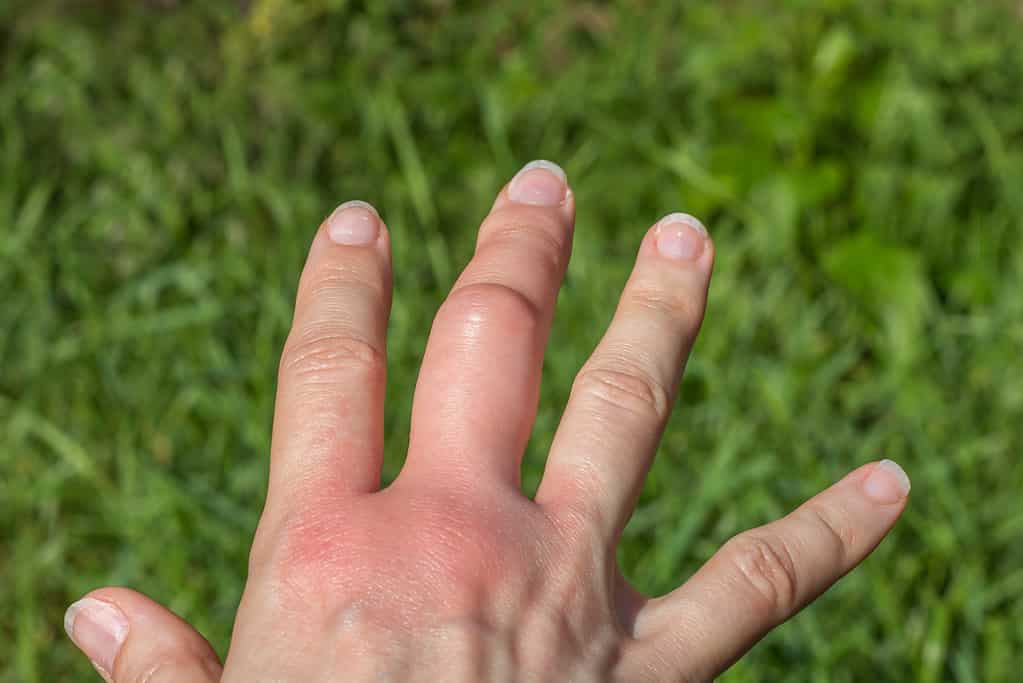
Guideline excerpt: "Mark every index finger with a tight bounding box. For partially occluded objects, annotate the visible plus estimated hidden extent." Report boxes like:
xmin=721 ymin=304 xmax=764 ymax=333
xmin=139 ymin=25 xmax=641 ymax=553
xmin=269 ymin=200 xmax=392 ymax=509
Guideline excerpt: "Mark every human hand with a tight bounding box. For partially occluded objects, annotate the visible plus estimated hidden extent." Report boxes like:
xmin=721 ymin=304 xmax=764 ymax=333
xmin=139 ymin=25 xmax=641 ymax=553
xmin=65 ymin=160 xmax=909 ymax=682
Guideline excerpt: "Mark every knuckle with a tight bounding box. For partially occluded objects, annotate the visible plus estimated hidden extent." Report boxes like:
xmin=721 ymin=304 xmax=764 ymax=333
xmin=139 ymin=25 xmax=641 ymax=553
xmin=572 ymin=363 xmax=672 ymax=423
xmin=303 ymin=270 xmax=384 ymax=306
xmin=543 ymin=463 xmax=616 ymax=536
xmin=251 ymin=507 xmax=359 ymax=600
xmin=440 ymin=281 xmax=541 ymax=331
xmin=483 ymin=205 xmax=570 ymax=245
xmin=723 ymin=531 xmax=800 ymax=617
xmin=479 ymin=212 xmax=570 ymax=269
xmin=628 ymin=285 xmax=703 ymax=328
xmin=799 ymin=503 xmax=855 ymax=563
xmin=246 ymin=505 xmax=326 ymax=580
xmin=547 ymin=499 xmax=606 ymax=557
xmin=279 ymin=328 xmax=384 ymax=382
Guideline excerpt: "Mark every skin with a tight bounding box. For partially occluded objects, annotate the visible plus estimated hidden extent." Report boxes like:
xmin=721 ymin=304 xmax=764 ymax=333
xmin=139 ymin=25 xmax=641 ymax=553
xmin=65 ymin=162 xmax=909 ymax=682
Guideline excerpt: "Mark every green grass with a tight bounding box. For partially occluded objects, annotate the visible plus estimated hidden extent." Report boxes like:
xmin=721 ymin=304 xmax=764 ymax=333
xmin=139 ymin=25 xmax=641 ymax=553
xmin=3 ymin=1 xmax=1023 ymax=680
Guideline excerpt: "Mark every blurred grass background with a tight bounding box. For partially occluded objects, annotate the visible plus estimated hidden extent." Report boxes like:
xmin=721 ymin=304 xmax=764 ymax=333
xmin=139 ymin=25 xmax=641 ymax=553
xmin=2 ymin=1 xmax=1023 ymax=680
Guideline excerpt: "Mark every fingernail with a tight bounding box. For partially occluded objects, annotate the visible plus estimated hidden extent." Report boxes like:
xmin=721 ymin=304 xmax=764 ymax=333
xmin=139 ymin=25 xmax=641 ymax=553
xmin=508 ymin=160 xmax=568 ymax=206
xmin=655 ymin=213 xmax=707 ymax=260
xmin=327 ymin=200 xmax=381 ymax=245
xmin=65 ymin=598 xmax=129 ymax=678
xmin=862 ymin=459 xmax=911 ymax=504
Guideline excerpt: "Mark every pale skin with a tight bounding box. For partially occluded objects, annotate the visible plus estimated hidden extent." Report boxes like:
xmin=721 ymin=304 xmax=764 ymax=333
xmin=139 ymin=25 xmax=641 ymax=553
xmin=65 ymin=160 xmax=910 ymax=682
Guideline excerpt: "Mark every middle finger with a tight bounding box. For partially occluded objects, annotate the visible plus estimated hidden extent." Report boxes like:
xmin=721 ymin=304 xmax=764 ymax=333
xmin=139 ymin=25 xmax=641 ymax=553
xmin=400 ymin=161 xmax=575 ymax=490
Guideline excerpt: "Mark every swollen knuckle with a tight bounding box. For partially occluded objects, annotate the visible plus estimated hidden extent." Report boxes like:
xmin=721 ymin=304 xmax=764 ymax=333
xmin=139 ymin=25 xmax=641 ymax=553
xmin=573 ymin=364 xmax=671 ymax=422
xmin=441 ymin=281 xmax=541 ymax=329
xmin=725 ymin=532 xmax=800 ymax=616
xmin=279 ymin=330 xmax=383 ymax=380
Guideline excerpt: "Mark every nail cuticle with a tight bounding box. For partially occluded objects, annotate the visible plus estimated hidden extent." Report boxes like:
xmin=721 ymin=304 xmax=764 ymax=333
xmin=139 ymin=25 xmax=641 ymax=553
xmin=654 ymin=212 xmax=707 ymax=260
xmin=64 ymin=598 xmax=130 ymax=678
xmin=334 ymin=199 xmax=379 ymax=217
xmin=508 ymin=159 xmax=568 ymax=206
xmin=657 ymin=212 xmax=708 ymax=236
xmin=862 ymin=459 xmax=911 ymax=504
xmin=327 ymin=200 xmax=381 ymax=246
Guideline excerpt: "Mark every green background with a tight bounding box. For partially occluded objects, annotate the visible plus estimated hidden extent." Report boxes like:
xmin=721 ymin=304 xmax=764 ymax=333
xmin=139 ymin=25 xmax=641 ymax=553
xmin=3 ymin=1 xmax=1022 ymax=680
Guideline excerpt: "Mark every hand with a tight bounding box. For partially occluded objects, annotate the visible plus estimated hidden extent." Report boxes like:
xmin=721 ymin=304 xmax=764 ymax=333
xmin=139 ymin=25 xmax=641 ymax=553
xmin=65 ymin=161 xmax=909 ymax=682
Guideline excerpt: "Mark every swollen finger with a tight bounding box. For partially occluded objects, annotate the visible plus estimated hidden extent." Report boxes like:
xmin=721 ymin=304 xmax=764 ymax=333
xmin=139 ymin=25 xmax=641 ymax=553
xmin=401 ymin=161 xmax=574 ymax=488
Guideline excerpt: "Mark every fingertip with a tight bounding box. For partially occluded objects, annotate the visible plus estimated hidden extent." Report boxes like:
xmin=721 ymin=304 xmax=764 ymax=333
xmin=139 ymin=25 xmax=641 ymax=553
xmin=66 ymin=587 xmax=221 ymax=683
xmin=492 ymin=160 xmax=576 ymax=219
xmin=65 ymin=594 xmax=129 ymax=680
xmin=324 ymin=200 xmax=386 ymax=247
xmin=649 ymin=212 xmax=714 ymax=267
xmin=861 ymin=459 xmax=911 ymax=505
xmin=508 ymin=159 xmax=568 ymax=206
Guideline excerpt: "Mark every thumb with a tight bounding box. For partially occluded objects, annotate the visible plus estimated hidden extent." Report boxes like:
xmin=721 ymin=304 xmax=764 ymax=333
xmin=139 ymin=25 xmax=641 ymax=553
xmin=65 ymin=587 xmax=222 ymax=683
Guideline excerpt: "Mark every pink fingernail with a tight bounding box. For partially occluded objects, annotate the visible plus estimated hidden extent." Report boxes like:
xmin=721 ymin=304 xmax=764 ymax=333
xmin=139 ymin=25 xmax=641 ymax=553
xmin=655 ymin=213 xmax=707 ymax=261
xmin=65 ymin=597 xmax=129 ymax=678
xmin=862 ymin=459 xmax=911 ymax=504
xmin=326 ymin=200 xmax=381 ymax=245
xmin=508 ymin=160 xmax=568 ymax=206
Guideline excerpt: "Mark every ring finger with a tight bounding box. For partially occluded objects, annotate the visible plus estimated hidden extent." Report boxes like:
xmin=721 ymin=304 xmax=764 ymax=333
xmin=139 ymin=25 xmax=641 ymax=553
xmin=536 ymin=212 xmax=714 ymax=540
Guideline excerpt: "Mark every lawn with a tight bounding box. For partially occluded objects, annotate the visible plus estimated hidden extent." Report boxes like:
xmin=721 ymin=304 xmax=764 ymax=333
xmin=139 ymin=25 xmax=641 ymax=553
xmin=2 ymin=1 xmax=1023 ymax=681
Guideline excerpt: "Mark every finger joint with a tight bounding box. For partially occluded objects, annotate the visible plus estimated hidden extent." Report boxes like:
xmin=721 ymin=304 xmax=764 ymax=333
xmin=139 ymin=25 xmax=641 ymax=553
xmin=572 ymin=364 xmax=672 ymax=423
xmin=279 ymin=330 xmax=384 ymax=383
xmin=440 ymin=281 xmax=542 ymax=333
xmin=627 ymin=285 xmax=704 ymax=331
xmin=724 ymin=531 xmax=800 ymax=619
